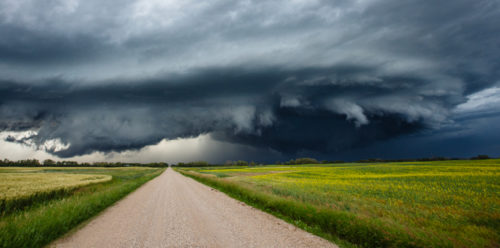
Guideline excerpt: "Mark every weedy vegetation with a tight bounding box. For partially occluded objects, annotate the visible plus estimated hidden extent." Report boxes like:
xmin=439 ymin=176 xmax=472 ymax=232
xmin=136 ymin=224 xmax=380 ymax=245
xmin=0 ymin=167 xmax=164 ymax=248
xmin=176 ymin=159 xmax=500 ymax=248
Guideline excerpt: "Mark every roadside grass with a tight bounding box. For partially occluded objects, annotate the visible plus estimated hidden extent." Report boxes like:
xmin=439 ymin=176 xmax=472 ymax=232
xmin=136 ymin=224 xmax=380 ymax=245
xmin=0 ymin=167 xmax=164 ymax=248
xmin=176 ymin=159 xmax=500 ymax=248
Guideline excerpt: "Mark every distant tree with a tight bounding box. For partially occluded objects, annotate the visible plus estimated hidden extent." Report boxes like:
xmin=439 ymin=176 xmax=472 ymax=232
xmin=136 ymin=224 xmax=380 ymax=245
xmin=1 ymin=159 xmax=11 ymax=166
xmin=174 ymin=161 xmax=211 ymax=167
xmin=59 ymin=161 xmax=78 ymax=166
xmin=234 ymin=160 xmax=248 ymax=166
xmin=293 ymin=157 xmax=319 ymax=164
xmin=191 ymin=161 xmax=209 ymax=166
xmin=43 ymin=159 xmax=56 ymax=166
xmin=471 ymin=155 xmax=490 ymax=160
xmin=18 ymin=159 xmax=41 ymax=167
xmin=145 ymin=162 xmax=168 ymax=167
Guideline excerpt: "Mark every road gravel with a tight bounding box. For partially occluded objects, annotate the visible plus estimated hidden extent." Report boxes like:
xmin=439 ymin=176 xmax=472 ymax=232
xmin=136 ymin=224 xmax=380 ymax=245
xmin=54 ymin=168 xmax=337 ymax=248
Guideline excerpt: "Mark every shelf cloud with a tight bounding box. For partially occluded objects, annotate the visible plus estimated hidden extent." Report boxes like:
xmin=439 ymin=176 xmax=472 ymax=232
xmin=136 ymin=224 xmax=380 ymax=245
xmin=1 ymin=0 xmax=499 ymax=160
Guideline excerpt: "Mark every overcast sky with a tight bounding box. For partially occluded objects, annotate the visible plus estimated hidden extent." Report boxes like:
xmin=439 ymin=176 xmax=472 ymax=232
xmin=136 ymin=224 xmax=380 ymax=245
xmin=1 ymin=0 xmax=499 ymax=163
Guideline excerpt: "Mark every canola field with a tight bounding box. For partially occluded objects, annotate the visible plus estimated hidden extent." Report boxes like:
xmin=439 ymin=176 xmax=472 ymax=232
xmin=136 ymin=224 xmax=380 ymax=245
xmin=184 ymin=159 xmax=500 ymax=247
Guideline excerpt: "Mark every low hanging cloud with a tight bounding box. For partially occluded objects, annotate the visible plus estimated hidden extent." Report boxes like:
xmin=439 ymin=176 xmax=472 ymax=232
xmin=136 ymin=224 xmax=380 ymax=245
xmin=0 ymin=66 xmax=479 ymax=157
xmin=0 ymin=0 xmax=499 ymax=158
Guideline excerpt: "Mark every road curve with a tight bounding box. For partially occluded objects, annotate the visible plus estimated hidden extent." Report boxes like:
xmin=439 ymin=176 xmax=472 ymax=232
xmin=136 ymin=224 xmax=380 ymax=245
xmin=54 ymin=168 xmax=336 ymax=248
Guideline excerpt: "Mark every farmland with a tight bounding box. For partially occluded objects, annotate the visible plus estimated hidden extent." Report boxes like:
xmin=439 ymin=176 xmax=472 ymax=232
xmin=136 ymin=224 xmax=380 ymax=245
xmin=176 ymin=159 xmax=500 ymax=247
xmin=1 ymin=170 xmax=111 ymax=215
xmin=0 ymin=167 xmax=164 ymax=248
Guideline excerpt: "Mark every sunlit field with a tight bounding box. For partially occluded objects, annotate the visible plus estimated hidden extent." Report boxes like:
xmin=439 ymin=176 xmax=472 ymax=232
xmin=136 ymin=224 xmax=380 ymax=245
xmin=0 ymin=167 xmax=164 ymax=247
xmin=0 ymin=169 xmax=111 ymax=215
xmin=177 ymin=159 xmax=500 ymax=247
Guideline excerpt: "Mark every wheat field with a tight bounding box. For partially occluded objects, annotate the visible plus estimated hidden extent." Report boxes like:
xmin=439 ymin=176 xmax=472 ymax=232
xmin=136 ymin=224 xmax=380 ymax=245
xmin=0 ymin=167 xmax=112 ymax=215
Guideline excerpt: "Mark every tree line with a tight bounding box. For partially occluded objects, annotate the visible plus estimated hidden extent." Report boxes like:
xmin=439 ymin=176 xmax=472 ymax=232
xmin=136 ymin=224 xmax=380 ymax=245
xmin=0 ymin=158 xmax=168 ymax=167
xmin=0 ymin=155 xmax=493 ymax=167
xmin=173 ymin=158 xmax=339 ymax=167
xmin=173 ymin=155 xmax=494 ymax=167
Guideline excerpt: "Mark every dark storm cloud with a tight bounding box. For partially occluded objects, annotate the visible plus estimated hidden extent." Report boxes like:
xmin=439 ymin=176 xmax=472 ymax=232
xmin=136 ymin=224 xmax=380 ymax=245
xmin=0 ymin=0 xmax=499 ymax=158
xmin=0 ymin=66 xmax=476 ymax=157
xmin=0 ymin=23 xmax=107 ymax=64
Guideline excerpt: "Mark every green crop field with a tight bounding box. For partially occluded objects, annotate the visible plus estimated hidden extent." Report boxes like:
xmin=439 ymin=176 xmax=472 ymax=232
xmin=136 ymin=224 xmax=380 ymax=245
xmin=0 ymin=167 xmax=164 ymax=248
xmin=176 ymin=159 xmax=500 ymax=248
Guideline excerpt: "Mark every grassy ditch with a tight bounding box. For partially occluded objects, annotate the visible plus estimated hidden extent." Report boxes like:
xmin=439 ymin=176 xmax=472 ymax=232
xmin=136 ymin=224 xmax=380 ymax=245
xmin=0 ymin=167 xmax=164 ymax=248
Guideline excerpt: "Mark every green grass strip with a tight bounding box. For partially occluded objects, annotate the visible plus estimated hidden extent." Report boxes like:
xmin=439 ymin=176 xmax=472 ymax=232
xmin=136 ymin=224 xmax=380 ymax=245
xmin=1 ymin=188 xmax=77 ymax=217
xmin=177 ymin=169 xmax=431 ymax=248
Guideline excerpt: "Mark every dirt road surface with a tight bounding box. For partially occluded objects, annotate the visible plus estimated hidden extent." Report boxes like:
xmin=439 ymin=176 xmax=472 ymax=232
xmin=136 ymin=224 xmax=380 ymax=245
xmin=54 ymin=168 xmax=337 ymax=248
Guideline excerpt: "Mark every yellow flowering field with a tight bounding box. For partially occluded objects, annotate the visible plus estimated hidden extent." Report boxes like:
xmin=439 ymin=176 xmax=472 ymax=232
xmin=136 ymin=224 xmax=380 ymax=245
xmin=189 ymin=159 xmax=500 ymax=247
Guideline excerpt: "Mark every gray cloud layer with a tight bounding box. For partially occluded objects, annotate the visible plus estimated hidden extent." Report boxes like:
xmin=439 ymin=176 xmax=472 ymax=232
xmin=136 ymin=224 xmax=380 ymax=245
xmin=1 ymin=0 xmax=499 ymax=159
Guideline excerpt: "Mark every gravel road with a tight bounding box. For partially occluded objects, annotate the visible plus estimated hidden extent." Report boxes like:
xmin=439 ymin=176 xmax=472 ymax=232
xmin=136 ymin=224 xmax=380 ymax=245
xmin=54 ymin=168 xmax=337 ymax=248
